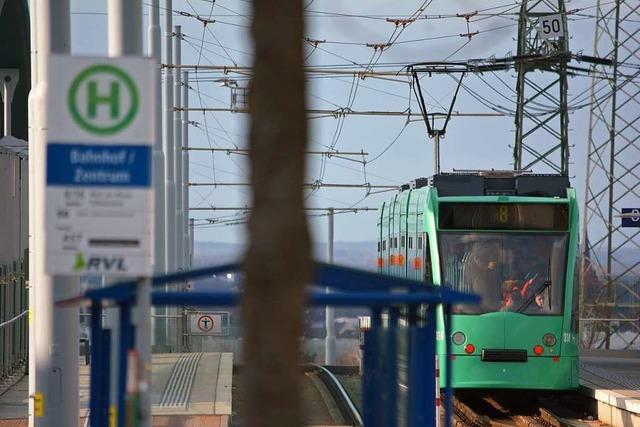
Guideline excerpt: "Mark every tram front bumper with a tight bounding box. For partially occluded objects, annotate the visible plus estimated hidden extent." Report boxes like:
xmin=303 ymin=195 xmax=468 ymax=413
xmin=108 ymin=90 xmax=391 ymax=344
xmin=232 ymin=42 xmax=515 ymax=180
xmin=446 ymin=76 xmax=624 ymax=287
xmin=443 ymin=354 xmax=579 ymax=390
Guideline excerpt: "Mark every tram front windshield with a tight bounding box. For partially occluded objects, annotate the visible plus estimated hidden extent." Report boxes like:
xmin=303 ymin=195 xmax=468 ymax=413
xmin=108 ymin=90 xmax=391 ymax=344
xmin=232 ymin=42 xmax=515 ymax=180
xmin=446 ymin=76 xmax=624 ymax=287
xmin=440 ymin=233 xmax=568 ymax=314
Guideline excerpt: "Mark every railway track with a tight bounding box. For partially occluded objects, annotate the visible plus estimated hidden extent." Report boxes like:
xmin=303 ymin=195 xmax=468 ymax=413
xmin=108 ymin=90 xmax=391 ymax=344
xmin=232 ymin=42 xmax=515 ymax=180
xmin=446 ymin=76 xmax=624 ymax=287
xmin=451 ymin=391 xmax=608 ymax=427
xmin=306 ymin=365 xmax=363 ymax=427
xmin=230 ymin=366 xmax=361 ymax=426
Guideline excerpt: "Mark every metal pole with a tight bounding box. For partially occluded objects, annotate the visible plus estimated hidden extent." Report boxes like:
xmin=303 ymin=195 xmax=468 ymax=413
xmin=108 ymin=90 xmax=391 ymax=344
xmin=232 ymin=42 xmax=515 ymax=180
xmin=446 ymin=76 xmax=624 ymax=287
xmin=136 ymin=278 xmax=152 ymax=427
xmin=173 ymin=25 xmax=183 ymax=272
xmin=161 ymin=0 xmax=174 ymax=350
xmin=433 ymin=133 xmax=441 ymax=174
xmin=181 ymin=71 xmax=189 ymax=268
xmin=107 ymin=0 xmax=142 ymax=55
xmin=325 ymin=208 xmax=336 ymax=365
xmin=1 ymin=73 xmax=17 ymax=137
xmin=106 ymin=0 xmax=126 ymax=421
xmin=107 ymin=4 xmax=152 ymax=427
xmin=170 ymin=25 xmax=182 ymax=351
xmin=148 ymin=0 xmax=165 ymax=350
xmin=2 ymin=80 xmax=9 ymax=136
xmin=31 ymin=1 xmax=80 ymax=426
xmin=163 ymin=0 xmax=175 ymax=275
xmin=107 ymin=1 xmax=142 ymax=54
xmin=604 ymin=0 xmax=621 ymax=350
xmin=189 ymin=218 xmax=194 ymax=267
xmin=27 ymin=1 xmax=38 ymax=425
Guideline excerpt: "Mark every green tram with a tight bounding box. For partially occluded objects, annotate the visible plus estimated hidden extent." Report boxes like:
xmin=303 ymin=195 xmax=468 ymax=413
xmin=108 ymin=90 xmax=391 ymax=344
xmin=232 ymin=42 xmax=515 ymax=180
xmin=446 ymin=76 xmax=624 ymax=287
xmin=377 ymin=172 xmax=580 ymax=389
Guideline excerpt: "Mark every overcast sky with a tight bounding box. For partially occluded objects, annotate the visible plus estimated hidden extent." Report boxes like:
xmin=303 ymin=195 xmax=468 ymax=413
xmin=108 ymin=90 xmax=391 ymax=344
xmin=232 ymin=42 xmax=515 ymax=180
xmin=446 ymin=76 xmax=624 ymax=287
xmin=67 ymin=0 xmax=620 ymax=245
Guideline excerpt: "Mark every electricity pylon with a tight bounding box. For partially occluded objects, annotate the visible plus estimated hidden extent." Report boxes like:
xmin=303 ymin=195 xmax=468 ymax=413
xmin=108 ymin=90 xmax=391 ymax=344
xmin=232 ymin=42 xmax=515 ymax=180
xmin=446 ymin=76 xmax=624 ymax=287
xmin=581 ymin=0 xmax=640 ymax=350
xmin=513 ymin=0 xmax=570 ymax=175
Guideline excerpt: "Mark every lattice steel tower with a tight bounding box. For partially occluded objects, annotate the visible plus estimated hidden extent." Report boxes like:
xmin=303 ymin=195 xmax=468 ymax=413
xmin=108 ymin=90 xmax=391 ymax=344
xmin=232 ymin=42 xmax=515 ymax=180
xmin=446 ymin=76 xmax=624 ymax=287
xmin=581 ymin=0 xmax=640 ymax=349
xmin=514 ymin=0 xmax=570 ymax=175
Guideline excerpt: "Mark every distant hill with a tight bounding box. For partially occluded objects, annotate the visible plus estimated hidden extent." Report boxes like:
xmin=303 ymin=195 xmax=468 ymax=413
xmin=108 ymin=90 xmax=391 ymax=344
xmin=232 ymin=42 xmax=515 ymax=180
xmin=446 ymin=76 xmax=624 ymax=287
xmin=588 ymin=247 xmax=640 ymax=277
xmin=193 ymin=242 xmax=245 ymax=266
xmin=194 ymin=241 xmax=377 ymax=271
xmin=194 ymin=240 xmax=639 ymax=276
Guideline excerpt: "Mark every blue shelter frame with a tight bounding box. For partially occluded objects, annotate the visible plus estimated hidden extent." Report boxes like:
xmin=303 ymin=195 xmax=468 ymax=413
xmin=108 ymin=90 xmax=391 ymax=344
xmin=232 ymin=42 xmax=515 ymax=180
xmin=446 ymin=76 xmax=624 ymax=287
xmin=64 ymin=262 xmax=479 ymax=427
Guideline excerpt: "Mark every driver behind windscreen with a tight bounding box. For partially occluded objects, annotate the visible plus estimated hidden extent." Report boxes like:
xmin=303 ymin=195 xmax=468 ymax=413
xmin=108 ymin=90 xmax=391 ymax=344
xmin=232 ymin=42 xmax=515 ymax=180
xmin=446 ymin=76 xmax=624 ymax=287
xmin=513 ymin=241 xmax=550 ymax=298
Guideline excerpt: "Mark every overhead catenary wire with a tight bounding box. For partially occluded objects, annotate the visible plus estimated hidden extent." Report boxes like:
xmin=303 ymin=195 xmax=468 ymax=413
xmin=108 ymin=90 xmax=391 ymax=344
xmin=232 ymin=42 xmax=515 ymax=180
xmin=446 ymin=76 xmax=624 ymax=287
xmin=139 ymin=0 xmax=616 ymax=22
xmin=193 ymin=206 xmax=379 ymax=229
xmin=189 ymin=182 xmax=399 ymax=189
xmin=190 ymin=206 xmax=378 ymax=212
xmin=177 ymin=106 xmax=504 ymax=118
xmin=185 ymin=147 xmax=368 ymax=156
xmin=181 ymin=6 xmax=222 ymax=186
xmin=144 ymin=0 xmax=627 ymax=236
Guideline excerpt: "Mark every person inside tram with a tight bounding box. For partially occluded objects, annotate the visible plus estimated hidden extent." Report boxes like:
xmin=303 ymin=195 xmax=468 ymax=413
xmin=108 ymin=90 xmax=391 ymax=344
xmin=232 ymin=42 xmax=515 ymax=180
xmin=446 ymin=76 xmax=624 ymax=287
xmin=465 ymin=240 xmax=503 ymax=312
xmin=503 ymin=240 xmax=551 ymax=298
xmin=527 ymin=288 xmax=552 ymax=313
xmin=535 ymin=292 xmax=546 ymax=309
xmin=501 ymin=288 xmax=523 ymax=311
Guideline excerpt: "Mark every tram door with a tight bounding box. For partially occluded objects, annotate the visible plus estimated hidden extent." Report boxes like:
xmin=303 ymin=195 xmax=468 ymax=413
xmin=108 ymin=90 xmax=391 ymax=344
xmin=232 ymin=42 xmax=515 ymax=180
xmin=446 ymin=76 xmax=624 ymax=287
xmin=410 ymin=233 xmax=430 ymax=283
xmin=423 ymin=233 xmax=432 ymax=284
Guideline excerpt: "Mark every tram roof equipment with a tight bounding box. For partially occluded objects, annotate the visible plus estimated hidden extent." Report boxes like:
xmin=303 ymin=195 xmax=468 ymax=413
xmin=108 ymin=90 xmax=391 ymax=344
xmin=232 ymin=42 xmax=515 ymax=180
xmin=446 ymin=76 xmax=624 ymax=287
xmin=400 ymin=171 xmax=570 ymax=198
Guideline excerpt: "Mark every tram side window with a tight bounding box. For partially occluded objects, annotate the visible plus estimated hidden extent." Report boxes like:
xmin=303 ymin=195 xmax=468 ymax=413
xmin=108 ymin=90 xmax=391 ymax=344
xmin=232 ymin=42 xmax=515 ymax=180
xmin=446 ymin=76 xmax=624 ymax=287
xmin=401 ymin=236 xmax=406 ymax=248
xmin=417 ymin=236 xmax=423 ymax=250
xmin=377 ymin=241 xmax=381 ymax=253
xmin=394 ymin=237 xmax=398 ymax=249
xmin=408 ymin=236 xmax=413 ymax=249
xmin=424 ymin=234 xmax=433 ymax=282
xmin=382 ymin=240 xmax=386 ymax=251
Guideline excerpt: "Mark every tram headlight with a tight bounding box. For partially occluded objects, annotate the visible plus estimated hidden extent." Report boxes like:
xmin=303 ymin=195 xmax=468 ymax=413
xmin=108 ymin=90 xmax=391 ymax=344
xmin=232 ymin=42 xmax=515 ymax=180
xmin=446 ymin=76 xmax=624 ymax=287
xmin=451 ymin=331 xmax=466 ymax=345
xmin=542 ymin=333 xmax=557 ymax=347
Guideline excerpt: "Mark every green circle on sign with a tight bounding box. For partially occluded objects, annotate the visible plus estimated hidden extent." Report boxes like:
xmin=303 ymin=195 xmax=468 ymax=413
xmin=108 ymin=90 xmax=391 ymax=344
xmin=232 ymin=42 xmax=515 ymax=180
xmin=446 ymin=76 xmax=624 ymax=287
xmin=68 ymin=64 xmax=139 ymax=136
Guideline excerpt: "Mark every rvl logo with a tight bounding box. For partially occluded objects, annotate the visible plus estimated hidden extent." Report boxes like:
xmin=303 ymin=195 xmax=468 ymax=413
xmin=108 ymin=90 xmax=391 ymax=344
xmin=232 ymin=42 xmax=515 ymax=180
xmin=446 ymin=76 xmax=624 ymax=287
xmin=73 ymin=253 xmax=128 ymax=272
xmin=86 ymin=257 xmax=128 ymax=272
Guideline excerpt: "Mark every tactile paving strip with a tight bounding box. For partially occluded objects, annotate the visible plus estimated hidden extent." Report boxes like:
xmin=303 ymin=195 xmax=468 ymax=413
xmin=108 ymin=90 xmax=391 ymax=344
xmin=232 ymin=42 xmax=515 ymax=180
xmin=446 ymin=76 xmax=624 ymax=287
xmin=159 ymin=352 xmax=203 ymax=408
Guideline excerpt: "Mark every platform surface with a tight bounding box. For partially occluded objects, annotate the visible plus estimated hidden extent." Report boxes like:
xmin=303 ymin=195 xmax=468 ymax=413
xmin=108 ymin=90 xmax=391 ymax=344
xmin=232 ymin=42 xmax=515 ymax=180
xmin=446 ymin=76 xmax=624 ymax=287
xmin=580 ymin=349 xmax=640 ymax=417
xmin=0 ymin=352 xmax=232 ymax=424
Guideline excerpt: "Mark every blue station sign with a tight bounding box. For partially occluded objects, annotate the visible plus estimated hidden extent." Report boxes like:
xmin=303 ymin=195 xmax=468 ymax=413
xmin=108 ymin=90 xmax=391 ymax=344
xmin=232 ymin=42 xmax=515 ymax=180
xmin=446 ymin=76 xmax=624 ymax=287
xmin=621 ymin=208 xmax=640 ymax=228
xmin=47 ymin=144 xmax=151 ymax=187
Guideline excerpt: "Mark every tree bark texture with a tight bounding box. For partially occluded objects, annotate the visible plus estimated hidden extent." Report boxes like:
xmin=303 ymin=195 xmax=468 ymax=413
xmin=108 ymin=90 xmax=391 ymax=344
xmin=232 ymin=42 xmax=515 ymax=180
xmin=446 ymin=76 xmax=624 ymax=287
xmin=242 ymin=1 xmax=310 ymax=427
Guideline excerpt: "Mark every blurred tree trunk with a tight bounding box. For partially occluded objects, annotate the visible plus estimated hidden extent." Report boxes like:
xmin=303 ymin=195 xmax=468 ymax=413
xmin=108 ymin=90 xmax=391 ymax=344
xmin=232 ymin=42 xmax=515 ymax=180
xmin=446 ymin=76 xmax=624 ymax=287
xmin=242 ymin=1 xmax=309 ymax=427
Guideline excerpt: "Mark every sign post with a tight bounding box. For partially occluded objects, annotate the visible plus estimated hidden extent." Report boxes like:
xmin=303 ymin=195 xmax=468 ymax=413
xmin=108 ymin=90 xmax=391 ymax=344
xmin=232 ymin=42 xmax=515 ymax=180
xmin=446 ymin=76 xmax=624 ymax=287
xmin=31 ymin=2 xmax=81 ymax=425
xmin=44 ymin=55 xmax=155 ymax=427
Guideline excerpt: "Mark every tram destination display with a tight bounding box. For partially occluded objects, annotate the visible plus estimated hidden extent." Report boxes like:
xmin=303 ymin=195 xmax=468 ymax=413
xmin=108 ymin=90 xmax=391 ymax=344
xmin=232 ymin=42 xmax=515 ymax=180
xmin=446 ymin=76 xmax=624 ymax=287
xmin=438 ymin=203 xmax=569 ymax=231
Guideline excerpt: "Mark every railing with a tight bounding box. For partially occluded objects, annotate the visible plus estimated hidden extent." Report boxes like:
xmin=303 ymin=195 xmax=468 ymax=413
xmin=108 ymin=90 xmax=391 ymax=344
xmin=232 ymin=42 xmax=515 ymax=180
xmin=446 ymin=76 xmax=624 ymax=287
xmin=66 ymin=262 xmax=479 ymax=427
xmin=0 ymin=260 xmax=28 ymax=382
